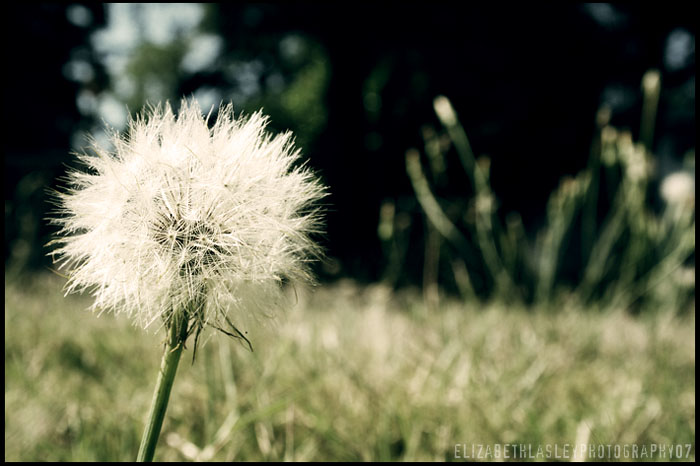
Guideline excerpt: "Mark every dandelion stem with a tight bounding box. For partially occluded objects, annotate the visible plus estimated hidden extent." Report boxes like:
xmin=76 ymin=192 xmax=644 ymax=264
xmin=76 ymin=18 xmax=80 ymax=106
xmin=137 ymin=314 xmax=188 ymax=462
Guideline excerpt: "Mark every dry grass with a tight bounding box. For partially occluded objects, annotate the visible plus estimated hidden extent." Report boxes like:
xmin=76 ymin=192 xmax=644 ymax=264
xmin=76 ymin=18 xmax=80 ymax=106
xmin=4 ymin=273 xmax=695 ymax=461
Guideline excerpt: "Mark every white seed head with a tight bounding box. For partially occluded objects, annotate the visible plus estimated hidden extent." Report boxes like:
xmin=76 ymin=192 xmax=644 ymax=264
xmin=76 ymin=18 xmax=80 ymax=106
xmin=660 ymin=171 xmax=694 ymax=208
xmin=50 ymin=100 xmax=326 ymax=333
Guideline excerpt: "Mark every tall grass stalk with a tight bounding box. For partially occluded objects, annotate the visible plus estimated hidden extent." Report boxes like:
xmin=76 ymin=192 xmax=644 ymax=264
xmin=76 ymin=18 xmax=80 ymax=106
xmin=405 ymin=71 xmax=694 ymax=311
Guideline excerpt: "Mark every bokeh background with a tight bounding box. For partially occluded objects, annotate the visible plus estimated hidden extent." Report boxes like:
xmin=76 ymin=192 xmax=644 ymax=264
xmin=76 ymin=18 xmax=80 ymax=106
xmin=5 ymin=3 xmax=696 ymax=461
xmin=5 ymin=3 xmax=695 ymax=285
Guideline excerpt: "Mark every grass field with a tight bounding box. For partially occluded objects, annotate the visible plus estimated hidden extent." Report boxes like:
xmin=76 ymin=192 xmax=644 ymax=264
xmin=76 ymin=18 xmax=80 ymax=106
xmin=4 ymin=273 xmax=695 ymax=461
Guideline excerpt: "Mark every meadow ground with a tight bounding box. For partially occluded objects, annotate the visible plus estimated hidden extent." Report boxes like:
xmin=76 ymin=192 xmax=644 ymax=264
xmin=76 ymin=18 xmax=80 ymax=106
xmin=4 ymin=273 xmax=695 ymax=461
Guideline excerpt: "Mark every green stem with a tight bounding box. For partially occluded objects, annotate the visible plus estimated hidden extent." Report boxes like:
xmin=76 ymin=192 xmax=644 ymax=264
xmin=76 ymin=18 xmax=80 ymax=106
xmin=137 ymin=316 xmax=188 ymax=462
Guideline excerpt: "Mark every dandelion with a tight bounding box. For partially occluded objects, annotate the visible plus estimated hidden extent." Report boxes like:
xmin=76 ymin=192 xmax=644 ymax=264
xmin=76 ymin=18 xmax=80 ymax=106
xmin=660 ymin=171 xmax=694 ymax=208
xmin=49 ymin=99 xmax=326 ymax=461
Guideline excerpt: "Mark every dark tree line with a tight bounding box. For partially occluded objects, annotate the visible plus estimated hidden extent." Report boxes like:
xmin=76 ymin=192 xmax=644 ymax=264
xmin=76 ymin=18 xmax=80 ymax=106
xmin=5 ymin=4 xmax=695 ymax=287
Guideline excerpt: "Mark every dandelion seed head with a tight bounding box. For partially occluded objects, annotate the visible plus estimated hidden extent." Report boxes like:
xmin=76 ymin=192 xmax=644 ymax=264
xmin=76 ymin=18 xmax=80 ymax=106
xmin=50 ymin=99 xmax=326 ymax=334
xmin=660 ymin=171 xmax=694 ymax=208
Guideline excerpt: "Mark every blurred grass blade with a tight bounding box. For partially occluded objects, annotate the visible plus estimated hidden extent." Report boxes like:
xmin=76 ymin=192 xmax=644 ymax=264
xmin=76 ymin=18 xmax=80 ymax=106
xmin=405 ymin=148 xmax=470 ymax=253
xmin=640 ymin=69 xmax=661 ymax=152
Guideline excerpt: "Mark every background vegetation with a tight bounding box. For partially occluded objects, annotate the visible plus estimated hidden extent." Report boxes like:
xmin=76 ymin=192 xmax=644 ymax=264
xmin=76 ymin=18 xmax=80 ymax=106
xmin=5 ymin=4 xmax=696 ymax=287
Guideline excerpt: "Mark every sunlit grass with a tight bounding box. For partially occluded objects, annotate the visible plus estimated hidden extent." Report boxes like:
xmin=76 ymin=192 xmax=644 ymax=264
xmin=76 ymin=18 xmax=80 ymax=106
xmin=4 ymin=273 xmax=695 ymax=461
